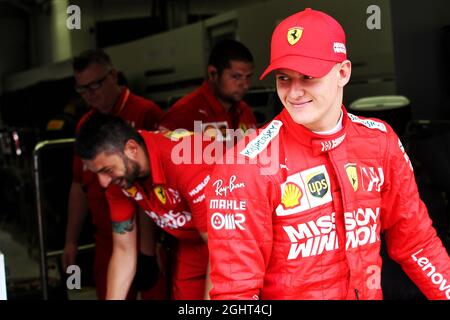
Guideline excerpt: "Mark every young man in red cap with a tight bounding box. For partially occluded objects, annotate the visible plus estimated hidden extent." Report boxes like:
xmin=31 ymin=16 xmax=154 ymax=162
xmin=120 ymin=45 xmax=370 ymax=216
xmin=159 ymin=39 xmax=257 ymax=140
xmin=205 ymin=8 xmax=450 ymax=299
xmin=75 ymin=113 xmax=212 ymax=300
xmin=62 ymin=49 xmax=165 ymax=300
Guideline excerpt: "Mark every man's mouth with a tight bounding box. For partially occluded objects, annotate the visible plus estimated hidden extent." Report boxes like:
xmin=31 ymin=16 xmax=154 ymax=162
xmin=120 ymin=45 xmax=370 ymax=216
xmin=289 ymin=99 xmax=312 ymax=108
xmin=113 ymin=178 xmax=127 ymax=188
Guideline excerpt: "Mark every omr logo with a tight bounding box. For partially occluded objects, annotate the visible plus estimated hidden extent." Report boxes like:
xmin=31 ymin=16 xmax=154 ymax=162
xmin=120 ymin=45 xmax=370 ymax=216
xmin=211 ymin=212 xmax=245 ymax=230
xmin=307 ymin=172 xmax=328 ymax=198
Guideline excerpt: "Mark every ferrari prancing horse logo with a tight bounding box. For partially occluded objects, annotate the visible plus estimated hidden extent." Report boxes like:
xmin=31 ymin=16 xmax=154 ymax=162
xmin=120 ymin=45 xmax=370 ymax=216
xmin=154 ymin=186 xmax=167 ymax=205
xmin=287 ymin=27 xmax=303 ymax=45
xmin=345 ymin=164 xmax=358 ymax=192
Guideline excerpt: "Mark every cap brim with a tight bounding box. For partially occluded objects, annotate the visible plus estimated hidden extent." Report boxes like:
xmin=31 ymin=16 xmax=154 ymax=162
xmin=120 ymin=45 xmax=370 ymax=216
xmin=259 ymin=55 xmax=337 ymax=80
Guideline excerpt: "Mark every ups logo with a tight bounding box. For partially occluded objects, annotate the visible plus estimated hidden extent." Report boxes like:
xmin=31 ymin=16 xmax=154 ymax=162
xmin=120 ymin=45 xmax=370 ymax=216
xmin=307 ymin=173 xmax=329 ymax=198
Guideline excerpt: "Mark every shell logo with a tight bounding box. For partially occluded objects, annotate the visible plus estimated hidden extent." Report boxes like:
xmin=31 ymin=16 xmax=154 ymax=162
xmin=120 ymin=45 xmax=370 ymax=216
xmin=281 ymin=182 xmax=303 ymax=209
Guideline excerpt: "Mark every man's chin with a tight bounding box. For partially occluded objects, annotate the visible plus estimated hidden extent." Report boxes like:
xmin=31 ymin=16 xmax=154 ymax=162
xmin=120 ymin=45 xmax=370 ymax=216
xmin=92 ymin=104 xmax=109 ymax=114
xmin=116 ymin=179 xmax=133 ymax=189
xmin=232 ymin=95 xmax=245 ymax=103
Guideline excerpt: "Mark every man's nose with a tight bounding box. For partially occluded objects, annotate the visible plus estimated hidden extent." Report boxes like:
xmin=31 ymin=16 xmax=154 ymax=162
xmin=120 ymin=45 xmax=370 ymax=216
xmin=289 ymin=81 xmax=306 ymax=98
xmin=241 ymin=77 xmax=251 ymax=91
xmin=98 ymin=173 xmax=112 ymax=188
xmin=83 ymin=88 xmax=98 ymax=98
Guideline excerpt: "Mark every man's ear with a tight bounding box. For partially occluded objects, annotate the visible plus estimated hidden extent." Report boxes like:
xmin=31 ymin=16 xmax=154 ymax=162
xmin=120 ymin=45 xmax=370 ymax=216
xmin=124 ymin=139 xmax=139 ymax=160
xmin=207 ymin=65 xmax=218 ymax=80
xmin=338 ymin=60 xmax=352 ymax=87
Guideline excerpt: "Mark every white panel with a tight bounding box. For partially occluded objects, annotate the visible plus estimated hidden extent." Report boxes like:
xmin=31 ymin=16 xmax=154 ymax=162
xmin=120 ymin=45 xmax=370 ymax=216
xmin=0 ymin=251 xmax=6 ymax=300
xmin=3 ymin=60 xmax=73 ymax=92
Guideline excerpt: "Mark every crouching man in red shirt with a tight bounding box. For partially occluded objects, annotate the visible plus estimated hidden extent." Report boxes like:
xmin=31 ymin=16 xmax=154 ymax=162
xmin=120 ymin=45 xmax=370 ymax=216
xmin=74 ymin=113 xmax=214 ymax=299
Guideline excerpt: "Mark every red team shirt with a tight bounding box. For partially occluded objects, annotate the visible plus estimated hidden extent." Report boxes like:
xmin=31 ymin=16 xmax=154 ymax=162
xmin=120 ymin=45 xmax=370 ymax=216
xmin=105 ymin=131 xmax=213 ymax=300
xmin=106 ymin=131 xmax=211 ymax=240
xmin=159 ymin=81 xmax=257 ymax=134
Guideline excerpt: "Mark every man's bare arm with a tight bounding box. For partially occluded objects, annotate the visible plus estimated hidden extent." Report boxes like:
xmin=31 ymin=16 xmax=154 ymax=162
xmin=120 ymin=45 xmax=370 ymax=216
xmin=62 ymin=181 xmax=89 ymax=271
xmin=106 ymin=215 xmax=138 ymax=299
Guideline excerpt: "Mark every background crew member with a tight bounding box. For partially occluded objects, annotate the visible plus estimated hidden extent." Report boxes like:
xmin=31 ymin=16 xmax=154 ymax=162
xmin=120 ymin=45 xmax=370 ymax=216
xmin=159 ymin=39 xmax=257 ymax=140
xmin=62 ymin=49 xmax=164 ymax=299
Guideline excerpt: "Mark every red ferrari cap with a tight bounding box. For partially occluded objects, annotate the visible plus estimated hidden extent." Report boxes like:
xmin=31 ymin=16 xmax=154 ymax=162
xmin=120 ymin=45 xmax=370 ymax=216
xmin=260 ymin=8 xmax=347 ymax=79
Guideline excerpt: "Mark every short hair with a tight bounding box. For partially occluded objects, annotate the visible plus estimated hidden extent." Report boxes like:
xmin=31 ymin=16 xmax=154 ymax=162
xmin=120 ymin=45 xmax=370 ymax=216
xmin=75 ymin=113 xmax=144 ymax=160
xmin=208 ymin=39 xmax=254 ymax=75
xmin=72 ymin=49 xmax=113 ymax=72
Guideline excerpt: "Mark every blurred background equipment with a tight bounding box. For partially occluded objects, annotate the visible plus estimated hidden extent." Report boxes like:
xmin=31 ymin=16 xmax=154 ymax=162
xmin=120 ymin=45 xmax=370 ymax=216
xmin=0 ymin=251 xmax=6 ymax=300
xmin=33 ymin=139 xmax=95 ymax=300
xmin=381 ymin=119 xmax=450 ymax=299
xmin=349 ymin=95 xmax=411 ymax=136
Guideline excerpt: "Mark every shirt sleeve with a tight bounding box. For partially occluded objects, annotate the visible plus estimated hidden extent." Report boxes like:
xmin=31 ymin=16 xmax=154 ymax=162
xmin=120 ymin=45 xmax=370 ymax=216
xmin=381 ymin=125 xmax=450 ymax=300
xmin=106 ymin=185 xmax=137 ymax=223
xmin=158 ymin=101 xmax=197 ymax=131
xmin=206 ymin=159 xmax=276 ymax=300
xmin=72 ymin=154 xmax=83 ymax=184
xmin=242 ymin=102 xmax=258 ymax=129
xmin=177 ymin=165 xmax=210 ymax=234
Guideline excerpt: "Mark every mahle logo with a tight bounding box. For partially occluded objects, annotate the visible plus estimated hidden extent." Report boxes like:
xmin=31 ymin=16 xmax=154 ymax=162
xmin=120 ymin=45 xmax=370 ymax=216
xmin=307 ymin=172 xmax=328 ymax=198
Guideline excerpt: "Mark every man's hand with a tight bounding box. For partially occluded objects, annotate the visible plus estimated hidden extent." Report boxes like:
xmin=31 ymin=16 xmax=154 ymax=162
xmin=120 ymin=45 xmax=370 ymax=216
xmin=63 ymin=181 xmax=88 ymax=272
xmin=61 ymin=242 xmax=78 ymax=272
xmin=131 ymin=253 xmax=160 ymax=291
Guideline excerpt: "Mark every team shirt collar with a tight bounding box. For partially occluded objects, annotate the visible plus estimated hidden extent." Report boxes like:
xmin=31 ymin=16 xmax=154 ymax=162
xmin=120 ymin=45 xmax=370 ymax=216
xmin=280 ymin=105 xmax=348 ymax=156
xmin=200 ymin=81 xmax=243 ymax=117
xmin=138 ymin=130 xmax=166 ymax=185
xmin=110 ymin=87 xmax=130 ymax=116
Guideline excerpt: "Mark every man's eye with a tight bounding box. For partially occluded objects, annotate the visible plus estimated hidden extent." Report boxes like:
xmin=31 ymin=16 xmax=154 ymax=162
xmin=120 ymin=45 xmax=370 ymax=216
xmin=304 ymin=75 xmax=314 ymax=80
xmin=90 ymin=82 xmax=101 ymax=90
xmin=276 ymin=76 xmax=289 ymax=81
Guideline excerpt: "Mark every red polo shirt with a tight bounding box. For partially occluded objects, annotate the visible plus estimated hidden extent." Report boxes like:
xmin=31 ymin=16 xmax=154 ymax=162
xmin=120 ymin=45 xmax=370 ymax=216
xmin=159 ymin=81 xmax=257 ymax=135
xmin=106 ymin=130 xmax=211 ymax=240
